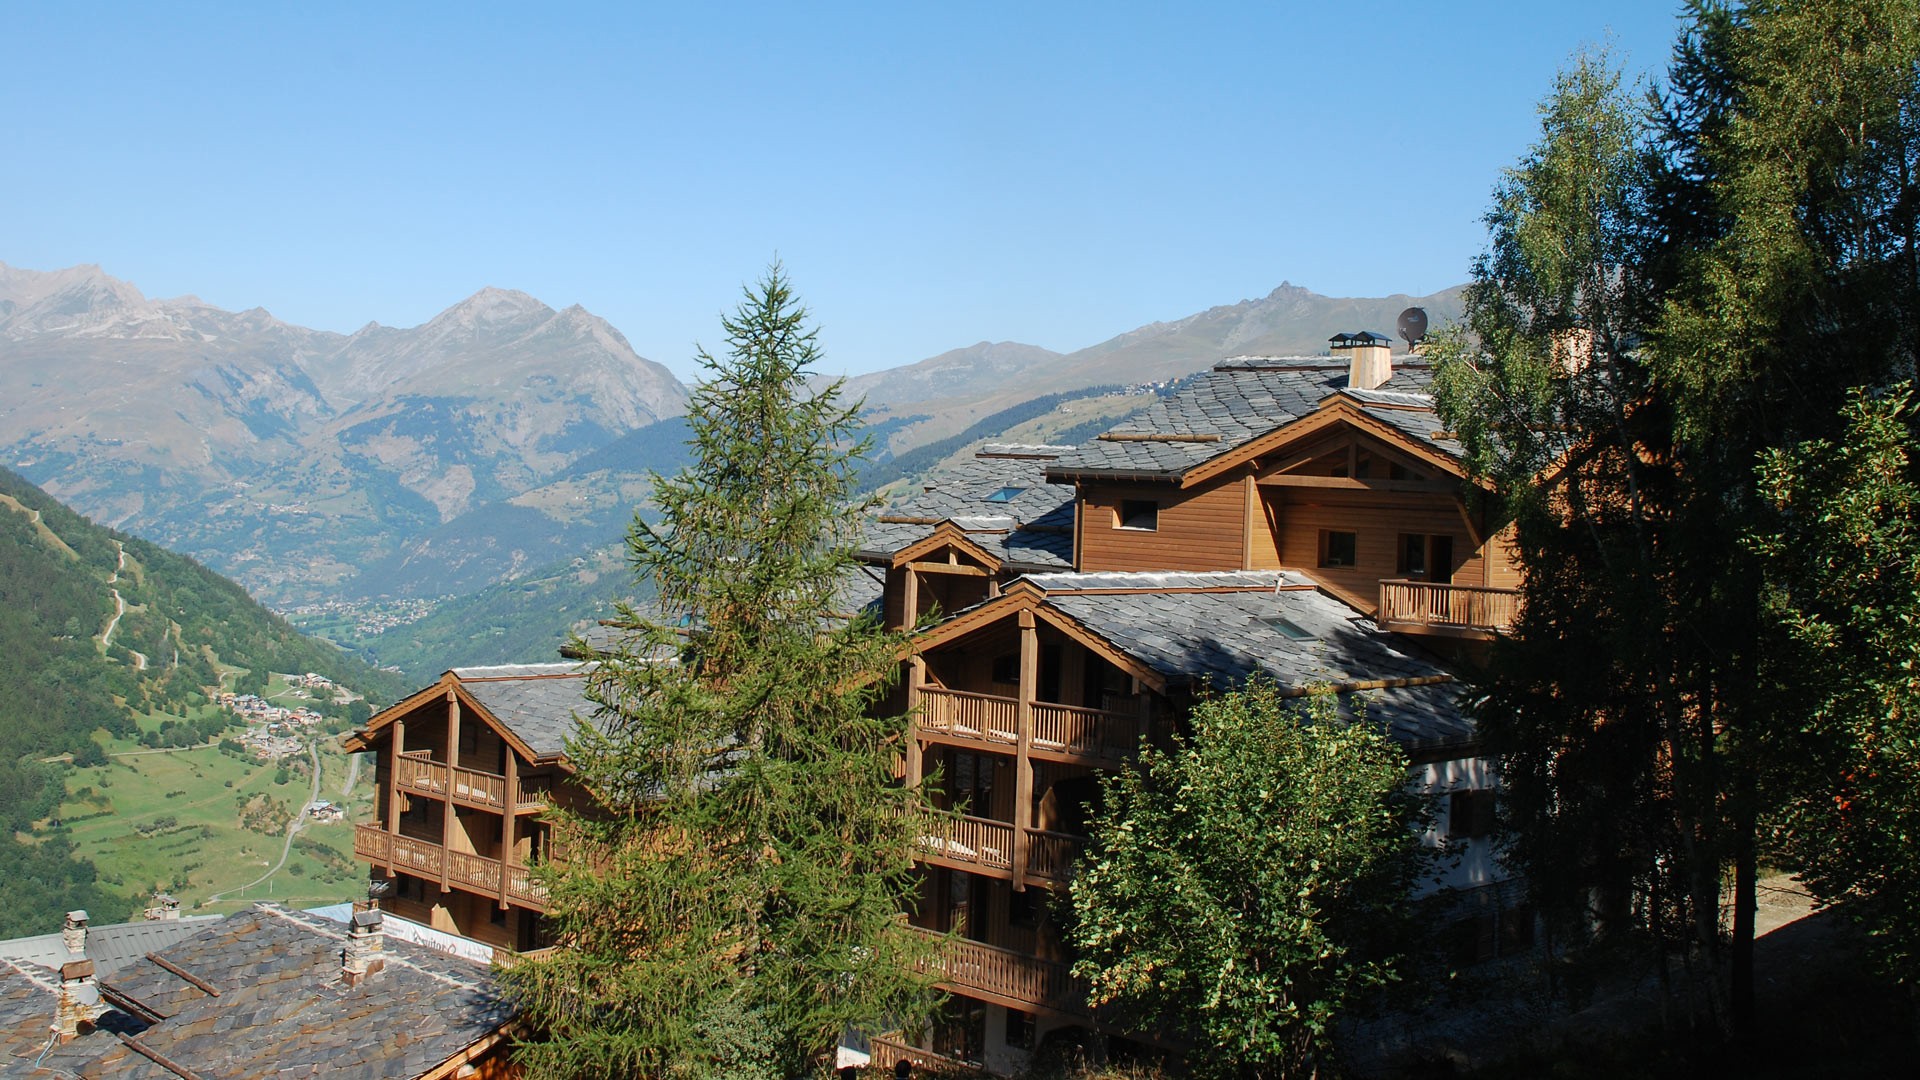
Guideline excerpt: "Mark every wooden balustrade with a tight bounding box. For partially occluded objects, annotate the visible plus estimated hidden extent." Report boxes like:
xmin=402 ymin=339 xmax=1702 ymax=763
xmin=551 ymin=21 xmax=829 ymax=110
xmin=915 ymin=813 xmax=1015 ymax=874
xmin=353 ymin=824 xmax=548 ymax=911
xmin=1030 ymin=701 xmax=1144 ymax=761
xmin=1024 ymin=829 xmax=1083 ymax=886
xmin=918 ymin=687 xmax=1019 ymax=745
xmin=352 ymin=824 xmax=390 ymax=864
xmin=1377 ymin=579 xmax=1520 ymax=638
xmin=868 ymin=1032 xmax=985 ymax=1075
xmin=918 ymin=929 xmax=1090 ymax=1016
xmin=920 ymin=687 xmax=1146 ymax=764
xmin=393 ymin=754 xmax=546 ymax=812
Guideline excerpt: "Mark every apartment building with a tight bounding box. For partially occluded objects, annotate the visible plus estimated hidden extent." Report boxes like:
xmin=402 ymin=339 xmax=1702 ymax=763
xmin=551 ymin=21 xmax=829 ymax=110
xmin=861 ymin=337 xmax=1518 ymax=1074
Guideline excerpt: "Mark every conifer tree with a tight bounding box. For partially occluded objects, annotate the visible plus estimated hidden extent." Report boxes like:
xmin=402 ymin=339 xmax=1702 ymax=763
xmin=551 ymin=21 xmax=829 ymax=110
xmin=500 ymin=266 xmax=940 ymax=1079
xmin=1433 ymin=0 xmax=1920 ymax=1039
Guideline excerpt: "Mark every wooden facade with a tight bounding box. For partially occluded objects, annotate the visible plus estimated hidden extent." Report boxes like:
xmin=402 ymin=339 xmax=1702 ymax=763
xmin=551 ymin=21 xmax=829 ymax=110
xmin=876 ymin=350 xmax=1524 ymax=1072
xmin=344 ymin=671 xmax=587 ymax=954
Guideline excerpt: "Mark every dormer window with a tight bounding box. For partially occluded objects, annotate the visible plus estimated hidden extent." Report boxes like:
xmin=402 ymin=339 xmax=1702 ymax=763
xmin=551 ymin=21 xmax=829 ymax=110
xmin=1117 ymin=500 xmax=1159 ymax=531
xmin=985 ymin=486 xmax=1025 ymax=503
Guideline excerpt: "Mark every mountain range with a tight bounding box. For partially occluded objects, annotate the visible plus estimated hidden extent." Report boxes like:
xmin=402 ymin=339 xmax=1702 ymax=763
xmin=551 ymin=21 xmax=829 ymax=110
xmin=1 ymin=261 xmax=1461 ymax=661
xmin=1 ymin=263 xmax=685 ymax=602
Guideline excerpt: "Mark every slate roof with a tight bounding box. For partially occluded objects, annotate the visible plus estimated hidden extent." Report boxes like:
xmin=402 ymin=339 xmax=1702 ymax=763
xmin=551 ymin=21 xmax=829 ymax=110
xmin=1 ymin=907 xmax=512 ymax=1080
xmin=860 ymin=451 xmax=1077 ymax=570
xmin=0 ymin=918 xmax=221 ymax=980
xmin=83 ymin=905 xmax=512 ymax=1080
xmin=450 ymin=664 xmax=594 ymax=760
xmin=0 ymin=959 xmax=134 ymax=1079
xmin=1012 ymin=571 xmax=1475 ymax=750
xmin=1046 ymin=355 xmax=1442 ymax=480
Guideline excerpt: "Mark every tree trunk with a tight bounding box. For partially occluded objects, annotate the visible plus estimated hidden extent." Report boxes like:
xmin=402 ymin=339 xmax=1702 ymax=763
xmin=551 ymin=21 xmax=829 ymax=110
xmin=1730 ymin=789 xmax=1757 ymax=1038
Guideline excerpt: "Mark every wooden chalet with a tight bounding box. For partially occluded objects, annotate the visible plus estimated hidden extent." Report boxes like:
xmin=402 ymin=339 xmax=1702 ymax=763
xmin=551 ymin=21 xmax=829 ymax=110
xmin=343 ymin=663 xmax=600 ymax=953
xmin=860 ymin=338 xmax=1523 ymax=1074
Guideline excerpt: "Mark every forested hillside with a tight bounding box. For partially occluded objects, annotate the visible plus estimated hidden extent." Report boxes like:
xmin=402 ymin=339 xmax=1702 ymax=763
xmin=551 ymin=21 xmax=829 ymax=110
xmin=0 ymin=467 xmax=403 ymax=934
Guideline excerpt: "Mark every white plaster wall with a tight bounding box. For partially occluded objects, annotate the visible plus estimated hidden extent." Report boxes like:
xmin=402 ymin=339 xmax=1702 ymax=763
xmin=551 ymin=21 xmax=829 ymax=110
xmin=1407 ymin=755 xmax=1509 ymax=897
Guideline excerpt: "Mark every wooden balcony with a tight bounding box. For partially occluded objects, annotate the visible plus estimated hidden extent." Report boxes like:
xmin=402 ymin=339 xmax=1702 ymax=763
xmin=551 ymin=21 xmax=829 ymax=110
xmin=905 ymin=811 xmax=1083 ymax=888
xmin=1377 ymin=579 xmax=1520 ymax=639
xmin=1031 ymin=700 xmax=1147 ymax=762
xmin=918 ymin=687 xmax=1148 ymax=764
xmin=868 ymin=1032 xmax=985 ymax=1076
xmin=917 ymin=928 xmax=1091 ymax=1017
xmin=1025 ymin=829 xmax=1082 ymax=887
xmin=915 ymin=813 xmax=1015 ymax=876
xmin=395 ymin=749 xmax=546 ymax=813
xmin=354 ymin=823 xmax=548 ymax=911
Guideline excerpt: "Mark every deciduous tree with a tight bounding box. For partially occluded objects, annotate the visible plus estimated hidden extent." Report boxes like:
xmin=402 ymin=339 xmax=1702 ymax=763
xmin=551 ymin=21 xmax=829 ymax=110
xmin=1068 ymin=684 xmax=1425 ymax=1079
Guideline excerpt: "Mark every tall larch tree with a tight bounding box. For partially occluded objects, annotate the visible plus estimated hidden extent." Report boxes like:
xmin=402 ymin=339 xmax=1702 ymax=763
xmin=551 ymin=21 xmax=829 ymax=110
xmin=499 ymin=266 xmax=941 ymax=1079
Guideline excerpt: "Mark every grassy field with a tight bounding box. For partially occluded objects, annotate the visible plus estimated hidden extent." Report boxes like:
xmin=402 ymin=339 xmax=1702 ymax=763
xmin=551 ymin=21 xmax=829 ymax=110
xmin=46 ymin=674 xmax=377 ymax=917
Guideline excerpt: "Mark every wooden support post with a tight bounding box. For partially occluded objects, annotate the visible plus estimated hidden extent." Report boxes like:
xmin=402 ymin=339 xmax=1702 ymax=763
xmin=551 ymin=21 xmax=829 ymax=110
xmin=901 ymin=567 xmax=920 ymax=630
xmin=1242 ymin=472 xmax=1257 ymax=569
xmin=500 ymin=749 xmax=517 ymax=911
xmin=905 ymin=655 xmax=926 ymax=790
xmin=442 ymin=690 xmax=458 ymax=894
xmin=1013 ymin=610 xmax=1037 ymax=891
xmin=384 ymin=716 xmax=404 ymax=875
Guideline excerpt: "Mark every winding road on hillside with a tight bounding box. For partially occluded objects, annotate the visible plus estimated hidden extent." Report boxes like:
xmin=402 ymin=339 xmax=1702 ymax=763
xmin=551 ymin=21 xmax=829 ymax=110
xmin=99 ymin=541 xmax=147 ymax=670
xmin=208 ymin=740 xmax=324 ymax=903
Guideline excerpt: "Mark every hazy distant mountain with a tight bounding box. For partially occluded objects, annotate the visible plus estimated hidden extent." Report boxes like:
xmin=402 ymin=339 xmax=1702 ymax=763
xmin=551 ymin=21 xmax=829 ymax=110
xmin=0 ymin=262 xmax=687 ymax=603
xmin=842 ymin=340 xmax=1065 ymax=409
xmin=848 ymin=282 xmax=1465 ymax=454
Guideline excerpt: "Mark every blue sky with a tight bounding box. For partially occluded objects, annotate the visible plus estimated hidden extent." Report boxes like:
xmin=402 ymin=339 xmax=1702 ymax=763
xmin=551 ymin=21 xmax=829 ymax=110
xmin=4 ymin=2 xmax=1686 ymax=378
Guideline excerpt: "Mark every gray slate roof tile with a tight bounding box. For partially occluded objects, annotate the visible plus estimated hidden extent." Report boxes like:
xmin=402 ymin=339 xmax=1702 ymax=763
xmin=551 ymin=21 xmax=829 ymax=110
xmin=1047 ymin=355 xmax=1440 ymax=479
xmin=1014 ymin=571 xmax=1474 ymax=750
xmin=450 ymin=665 xmax=595 ymax=759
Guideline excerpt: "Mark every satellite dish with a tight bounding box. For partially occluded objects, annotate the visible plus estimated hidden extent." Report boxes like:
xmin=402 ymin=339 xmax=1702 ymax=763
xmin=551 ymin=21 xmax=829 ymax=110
xmin=1397 ymin=307 xmax=1429 ymax=347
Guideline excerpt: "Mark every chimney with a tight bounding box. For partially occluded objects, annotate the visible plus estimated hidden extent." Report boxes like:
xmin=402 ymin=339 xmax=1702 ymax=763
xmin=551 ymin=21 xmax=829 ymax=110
xmin=1331 ymin=331 xmax=1393 ymax=391
xmin=54 ymin=912 xmax=101 ymax=1043
xmin=343 ymin=900 xmax=386 ymax=987
xmin=61 ymin=911 xmax=88 ymax=958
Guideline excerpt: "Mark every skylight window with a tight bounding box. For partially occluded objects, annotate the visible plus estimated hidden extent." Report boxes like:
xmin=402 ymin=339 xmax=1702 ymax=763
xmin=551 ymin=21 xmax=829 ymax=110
xmin=985 ymin=486 xmax=1025 ymax=503
xmin=1260 ymin=616 xmax=1315 ymax=640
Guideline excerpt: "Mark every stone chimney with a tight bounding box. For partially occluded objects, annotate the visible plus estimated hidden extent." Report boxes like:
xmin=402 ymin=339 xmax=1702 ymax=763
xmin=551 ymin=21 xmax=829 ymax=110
xmin=54 ymin=912 xmax=101 ymax=1043
xmin=1330 ymin=331 xmax=1393 ymax=391
xmin=60 ymin=910 xmax=88 ymax=958
xmin=343 ymin=900 xmax=386 ymax=987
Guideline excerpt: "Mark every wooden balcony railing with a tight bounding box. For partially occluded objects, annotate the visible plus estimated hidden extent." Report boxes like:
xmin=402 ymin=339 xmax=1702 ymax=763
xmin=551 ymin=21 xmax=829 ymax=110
xmin=913 ymin=813 xmax=1015 ymax=874
xmin=868 ymin=1032 xmax=985 ymax=1076
xmin=353 ymin=824 xmax=548 ymax=911
xmin=1031 ymin=701 xmax=1145 ymax=761
xmin=918 ymin=688 xmax=1018 ymax=746
xmin=1377 ymin=580 xmax=1520 ymax=638
xmin=1025 ymin=829 xmax=1083 ymax=886
xmin=917 ymin=929 xmax=1090 ymax=1016
xmin=394 ymin=751 xmax=547 ymax=813
xmin=920 ymin=687 xmax=1148 ymax=763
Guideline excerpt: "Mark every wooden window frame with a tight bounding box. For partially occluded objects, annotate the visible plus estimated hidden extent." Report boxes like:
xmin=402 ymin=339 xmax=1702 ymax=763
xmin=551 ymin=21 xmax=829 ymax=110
xmin=1115 ymin=499 xmax=1159 ymax=531
xmin=1319 ymin=529 xmax=1358 ymax=568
